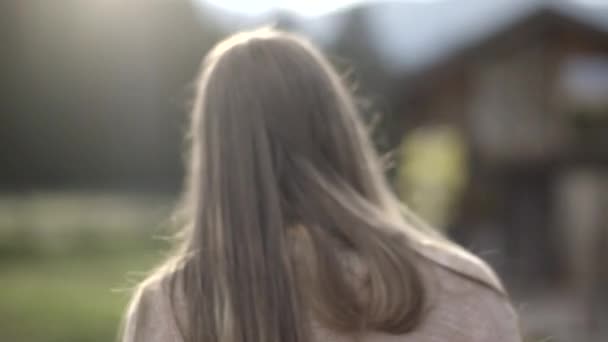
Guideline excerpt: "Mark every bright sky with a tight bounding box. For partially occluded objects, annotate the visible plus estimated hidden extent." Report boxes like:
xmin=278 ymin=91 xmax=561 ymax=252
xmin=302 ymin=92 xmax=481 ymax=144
xmin=201 ymin=0 xmax=442 ymax=17
xmin=200 ymin=0 xmax=605 ymax=17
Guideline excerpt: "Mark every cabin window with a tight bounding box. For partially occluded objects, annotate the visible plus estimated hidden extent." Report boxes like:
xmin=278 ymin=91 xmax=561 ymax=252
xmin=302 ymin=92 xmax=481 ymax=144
xmin=560 ymin=55 xmax=608 ymax=143
xmin=470 ymin=47 xmax=554 ymax=162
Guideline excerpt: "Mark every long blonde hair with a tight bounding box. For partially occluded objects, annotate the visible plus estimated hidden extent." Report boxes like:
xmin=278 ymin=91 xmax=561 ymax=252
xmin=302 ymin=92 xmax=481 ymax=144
xmin=131 ymin=28 xmax=427 ymax=342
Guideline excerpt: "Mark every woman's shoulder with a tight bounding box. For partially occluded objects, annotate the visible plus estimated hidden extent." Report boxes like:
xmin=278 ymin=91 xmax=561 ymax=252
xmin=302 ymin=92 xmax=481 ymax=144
xmin=406 ymin=228 xmax=506 ymax=294
xmin=403 ymin=230 xmax=521 ymax=341
xmin=121 ymin=266 xmax=184 ymax=342
xmin=320 ymin=229 xmax=522 ymax=342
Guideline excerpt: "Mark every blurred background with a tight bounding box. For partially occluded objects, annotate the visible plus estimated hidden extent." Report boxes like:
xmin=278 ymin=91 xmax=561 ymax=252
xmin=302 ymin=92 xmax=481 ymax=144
xmin=2 ymin=0 xmax=608 ymax=341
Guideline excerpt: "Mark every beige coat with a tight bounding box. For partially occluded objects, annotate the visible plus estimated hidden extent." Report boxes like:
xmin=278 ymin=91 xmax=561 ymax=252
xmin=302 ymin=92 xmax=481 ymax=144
xmin=122 ymin=232 xmax=521 ymax=342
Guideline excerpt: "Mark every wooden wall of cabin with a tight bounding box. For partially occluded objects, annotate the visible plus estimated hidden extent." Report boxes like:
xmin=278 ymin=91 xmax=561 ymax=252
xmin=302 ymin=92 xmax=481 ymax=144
xmin=393 ymin=18 xmax=608 ymax=297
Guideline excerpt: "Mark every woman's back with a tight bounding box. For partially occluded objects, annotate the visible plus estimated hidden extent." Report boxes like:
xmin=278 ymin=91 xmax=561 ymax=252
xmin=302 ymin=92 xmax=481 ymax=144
xmin=123 ymin=233 xmax=519 ymax=342
xmin=120 ymin=28 xmax=520 ymax=342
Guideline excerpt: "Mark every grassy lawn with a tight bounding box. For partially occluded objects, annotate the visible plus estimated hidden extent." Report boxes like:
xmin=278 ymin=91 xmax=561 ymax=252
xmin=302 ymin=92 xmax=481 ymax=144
xmin=0 ymin=251 xmax=162 ymax=342
xmin=0 ymin=193 xmax=172 ymax=342
xmin=0 ymin=192 xmax=577 ymax=342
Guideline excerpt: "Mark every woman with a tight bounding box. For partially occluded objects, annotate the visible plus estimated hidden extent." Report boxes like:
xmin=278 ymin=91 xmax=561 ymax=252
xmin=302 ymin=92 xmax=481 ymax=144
xmin=121 ymin=28 xmax=520 ymax=342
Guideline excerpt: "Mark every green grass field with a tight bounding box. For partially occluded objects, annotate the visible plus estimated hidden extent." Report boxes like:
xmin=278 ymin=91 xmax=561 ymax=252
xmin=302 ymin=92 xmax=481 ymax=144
xmin=0 ymin=251 xmax=161 ymax=342
xmin=0 ymin=192 xmax=562 ymax=342
xmin=0 ymin=193 xmax=172 ymax=342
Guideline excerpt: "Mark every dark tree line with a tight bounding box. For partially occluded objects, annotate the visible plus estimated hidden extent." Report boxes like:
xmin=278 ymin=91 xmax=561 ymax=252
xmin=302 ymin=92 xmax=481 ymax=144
xmin=1 ymin=1 xmax=400 ymax=193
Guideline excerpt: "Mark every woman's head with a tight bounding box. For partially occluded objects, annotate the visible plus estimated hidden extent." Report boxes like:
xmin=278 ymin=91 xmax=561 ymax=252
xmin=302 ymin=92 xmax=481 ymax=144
xmin=170 ymin=28 xmax=425 ymax=342
xmin=190 ymin=28 xmax=390 ymax=215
